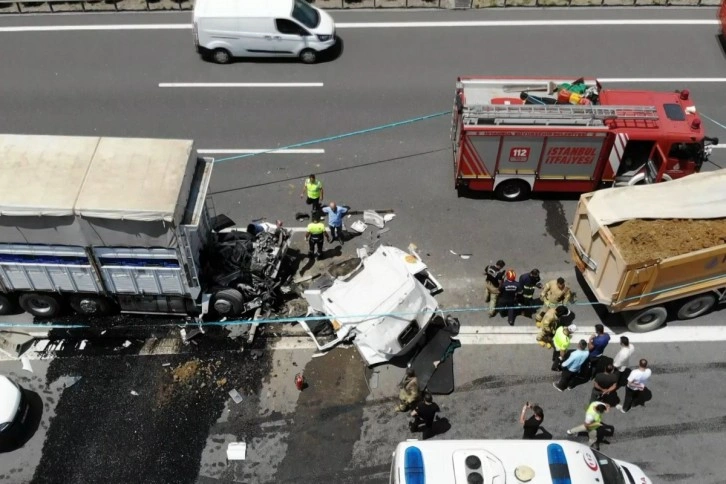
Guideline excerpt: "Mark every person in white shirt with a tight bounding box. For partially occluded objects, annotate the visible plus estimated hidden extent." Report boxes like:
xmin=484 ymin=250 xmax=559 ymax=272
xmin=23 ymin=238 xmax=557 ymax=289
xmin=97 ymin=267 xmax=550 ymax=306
xmin=612 ymin=336 xmax=635 ymax=387
xmin=617 ymin=359 xmax=651 ymax=413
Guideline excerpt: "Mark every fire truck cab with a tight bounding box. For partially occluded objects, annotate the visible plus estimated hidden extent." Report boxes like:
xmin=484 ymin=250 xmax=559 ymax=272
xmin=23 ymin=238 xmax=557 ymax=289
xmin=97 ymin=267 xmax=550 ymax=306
xmin=452 ymin=77 xmax=719 ymax=201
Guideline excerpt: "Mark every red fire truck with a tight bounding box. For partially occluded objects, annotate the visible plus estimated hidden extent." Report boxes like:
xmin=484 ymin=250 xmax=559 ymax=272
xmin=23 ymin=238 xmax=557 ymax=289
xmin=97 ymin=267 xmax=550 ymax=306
xmin=451 ymin=77 xmax=719 ymax=201
xmin=720 ymin=0 xmax=726 ymax=41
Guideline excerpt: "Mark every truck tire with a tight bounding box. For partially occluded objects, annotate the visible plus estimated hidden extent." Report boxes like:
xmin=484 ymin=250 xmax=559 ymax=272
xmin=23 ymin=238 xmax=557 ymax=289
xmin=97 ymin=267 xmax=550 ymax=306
xmin=495 ymin=179 xmax=531 ymax=202
xmin=624 ymin=306 xmax=668 ymax=333
xmin=212 ymin=288 xmax=245 ymax=316
xmin=676 ymin=294 xmax=716 ymax=320
xmin=18 ymin=293 xmax=62 ymax=318
xmin=69 ymin=294 xmax=115 ymax=316
xmin=0 ymin=294 xmax=16 ymax=315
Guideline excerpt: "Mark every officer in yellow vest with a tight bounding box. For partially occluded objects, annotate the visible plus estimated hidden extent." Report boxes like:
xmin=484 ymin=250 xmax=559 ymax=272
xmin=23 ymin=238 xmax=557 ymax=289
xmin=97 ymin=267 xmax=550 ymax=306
xmin=305 ymin=215 xmax=330 ymax=259
xmin=567 ymin=401 xmax=612 ymax=450
xmin=300 ymin=174 xmax=324 ymax=216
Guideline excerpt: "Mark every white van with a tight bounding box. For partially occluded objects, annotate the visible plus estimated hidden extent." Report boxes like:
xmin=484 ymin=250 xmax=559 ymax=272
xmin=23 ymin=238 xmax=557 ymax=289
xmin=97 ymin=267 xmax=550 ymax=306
xmin=390 ymin=440 xmax=652 ymax=484
xmin=193 ymin=0 xmax=337 ymax=64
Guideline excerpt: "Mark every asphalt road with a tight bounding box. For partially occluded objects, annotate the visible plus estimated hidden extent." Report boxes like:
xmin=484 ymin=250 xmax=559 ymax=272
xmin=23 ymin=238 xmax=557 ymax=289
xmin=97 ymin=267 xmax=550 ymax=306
xmin=1 ymin=7 xmax=726 ymax=484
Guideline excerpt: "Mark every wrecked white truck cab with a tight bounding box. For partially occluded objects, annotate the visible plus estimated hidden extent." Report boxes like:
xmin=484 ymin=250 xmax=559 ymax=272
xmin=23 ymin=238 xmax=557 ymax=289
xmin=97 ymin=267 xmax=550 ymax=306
xmin=298 ymin=245 xmax=443 ymax=366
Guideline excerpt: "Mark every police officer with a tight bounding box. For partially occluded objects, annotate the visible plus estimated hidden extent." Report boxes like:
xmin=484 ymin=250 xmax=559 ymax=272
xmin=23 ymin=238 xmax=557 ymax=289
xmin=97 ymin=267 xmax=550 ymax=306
xmin=519 ymin=268 xmax=542 ymax=318
xmin=535 ymin=277 xmax=573 ymax=323
xmin=484 ymin=259 xmax=506 ymax=317
xmin=305 ymin=215 xmax=330 ymax=259
xmin=499 ymin=270 xmax=523 ymax=326
xmin=300 ymin=173 xmax=324 ymax=217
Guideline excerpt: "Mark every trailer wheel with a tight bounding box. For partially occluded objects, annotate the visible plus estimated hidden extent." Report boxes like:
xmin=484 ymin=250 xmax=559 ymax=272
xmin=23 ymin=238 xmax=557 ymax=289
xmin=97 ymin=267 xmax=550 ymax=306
xmin=69 ymin=294 xmax=115 ymax=316
xmin=495 ymin=179 xmax=531 ymax=202
xmin=0 ymin=294 xmax=17 ymax=315
xmin=212 ymin=288 xmax=245 ymax=316
xmin=676 ymin=294 xmax=716 ymax=320
xmin=18 ymin=293 xmax=62 ymax=318
xmin=624 ymin=306 xmax=668 ymax=333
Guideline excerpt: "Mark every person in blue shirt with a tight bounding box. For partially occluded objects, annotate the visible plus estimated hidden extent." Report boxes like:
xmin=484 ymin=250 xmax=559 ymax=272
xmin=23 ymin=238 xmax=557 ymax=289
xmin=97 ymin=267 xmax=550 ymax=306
xmin=588 ymin=324 xmax=611 ymax=380
xmin=322 ymin=202 xmax=349 ymax=245
xmin=553 ymin=339 xmax=589 ymax=392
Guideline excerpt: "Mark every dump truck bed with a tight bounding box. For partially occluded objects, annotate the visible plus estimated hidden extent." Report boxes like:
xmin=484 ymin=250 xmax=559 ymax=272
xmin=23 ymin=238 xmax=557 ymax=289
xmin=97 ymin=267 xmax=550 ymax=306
xmin=570 ymin=185 xmax=726 ymax=312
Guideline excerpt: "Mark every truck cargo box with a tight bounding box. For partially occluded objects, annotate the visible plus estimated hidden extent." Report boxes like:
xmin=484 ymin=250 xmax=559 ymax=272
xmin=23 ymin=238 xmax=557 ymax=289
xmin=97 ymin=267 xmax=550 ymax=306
xmin=0 ymin=134 xmax=197 ymax=248
xmin=569 ymin=169 xmax=726 ymax=331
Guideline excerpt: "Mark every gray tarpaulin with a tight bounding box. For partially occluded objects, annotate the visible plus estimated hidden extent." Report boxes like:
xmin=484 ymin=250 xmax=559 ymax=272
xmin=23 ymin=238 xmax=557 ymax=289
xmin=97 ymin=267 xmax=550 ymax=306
xmin=586 ymin=169 xmax=726 ymax=235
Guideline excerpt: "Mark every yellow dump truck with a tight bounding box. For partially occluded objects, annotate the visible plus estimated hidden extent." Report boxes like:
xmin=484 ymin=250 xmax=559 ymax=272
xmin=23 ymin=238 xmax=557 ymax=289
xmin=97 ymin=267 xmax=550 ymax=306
xmin=569 ymin=169 xmax=726 ymax=332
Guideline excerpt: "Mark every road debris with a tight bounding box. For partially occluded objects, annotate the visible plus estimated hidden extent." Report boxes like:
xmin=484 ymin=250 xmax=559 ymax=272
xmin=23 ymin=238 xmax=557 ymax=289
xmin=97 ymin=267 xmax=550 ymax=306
xmin=449 ymin=249 xmax=473 ymax=260
xmin=349 ymin=220 xmax=367 ymax=233
xmin=21 ymin=356 xmax=33 ymax=373
xmin=79 ymin=340 xmax=88 ymax=350
xmin=363 ymin=210 xmax=385 ymax=229
xmin=122 ymin=340 xmax=132 ymax=348
xmin=226 ymin=442 xmax=247 ymax=461
xmin=383 ymin=213 xmax=396 ymax=223
xmin=228 ymin=389 xmax=244 ymax=404
xmin=130 ymin=390 xmax=139 ymax=396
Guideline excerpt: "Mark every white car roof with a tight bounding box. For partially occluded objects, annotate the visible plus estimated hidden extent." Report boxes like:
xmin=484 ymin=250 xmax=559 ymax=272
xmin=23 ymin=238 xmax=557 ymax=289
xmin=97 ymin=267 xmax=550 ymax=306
xmin=193 ymin=0 xmax=293 ymax=19
xmin=0 ymin=375 xmax=22 ymax=425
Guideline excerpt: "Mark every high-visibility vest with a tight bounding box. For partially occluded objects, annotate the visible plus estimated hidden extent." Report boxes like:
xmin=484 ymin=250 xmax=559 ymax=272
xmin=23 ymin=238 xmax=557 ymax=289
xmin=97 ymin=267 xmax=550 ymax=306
xmin=305 ymin=179 xmax=322 ymax=199
xmin=307 ymin=222 xmax=326 ymax=236
xmin=585 ymin=401 xmax=603 ymax=427
xmin=553 ymin=326 xmax=570 ymax=351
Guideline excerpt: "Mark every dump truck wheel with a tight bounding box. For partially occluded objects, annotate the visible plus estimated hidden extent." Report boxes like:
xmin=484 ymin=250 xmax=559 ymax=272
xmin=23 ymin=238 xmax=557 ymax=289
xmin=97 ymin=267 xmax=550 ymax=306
xmin=212 ymin=288 xmax=245 ymax=316
xmin=625 ymin=306 xmax=668 ymax=333
xmin=19 ymin=293 xmax=63 ymax=318
xmin=495 ymin=179 xmax=531 ymax=202
xmin=69 ymin=294 xmax=115 ymax=316
xmin=676 ymin=294 xmax=716 ymax=320
xmin=0 ymin=294 xmax=16 ymax=315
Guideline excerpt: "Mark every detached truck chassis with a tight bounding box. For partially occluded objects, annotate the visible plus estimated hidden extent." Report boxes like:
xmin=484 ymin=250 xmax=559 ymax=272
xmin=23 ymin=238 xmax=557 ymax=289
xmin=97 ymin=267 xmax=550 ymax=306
xmin=569 ymin=171 xmax=726 ymax=332
xmin=0 ymin=134 xmax=289 ymax=320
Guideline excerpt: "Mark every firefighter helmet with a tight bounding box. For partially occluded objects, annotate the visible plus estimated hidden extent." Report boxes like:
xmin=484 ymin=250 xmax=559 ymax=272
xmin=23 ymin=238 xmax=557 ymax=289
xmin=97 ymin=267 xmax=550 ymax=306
xmin=505 ymin=270 xmax=517 ymax=282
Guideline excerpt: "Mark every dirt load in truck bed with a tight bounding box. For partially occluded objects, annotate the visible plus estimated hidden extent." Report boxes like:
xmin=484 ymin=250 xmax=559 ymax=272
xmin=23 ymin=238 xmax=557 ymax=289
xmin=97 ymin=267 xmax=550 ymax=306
xmin=610 ymin=219 xmax=726 ymax=264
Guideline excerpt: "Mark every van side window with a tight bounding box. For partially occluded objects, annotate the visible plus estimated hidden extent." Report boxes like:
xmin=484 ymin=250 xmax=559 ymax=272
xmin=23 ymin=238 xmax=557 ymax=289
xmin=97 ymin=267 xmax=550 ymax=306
xmin=275 ymin=19 xmax=308 ymax=36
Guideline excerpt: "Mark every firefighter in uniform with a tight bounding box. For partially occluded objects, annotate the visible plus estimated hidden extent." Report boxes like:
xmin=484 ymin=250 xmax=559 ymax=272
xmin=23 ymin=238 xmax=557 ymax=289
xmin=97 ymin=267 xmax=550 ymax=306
xmin=499 ymin=270 xmax=522 ymax=326
xmin=535 ymin=277 xmax=573 ymax=323
xmin=305 ymin=216 xmax=330 ymax=259
xmin=536 ymin=305 xmax=570 ymax=348
xmin=300 ymin=174 xmax=324 ymax=217
xmin=484 ymin=260 xmax=506 ymax=317
xmin=519 ymin=268 xmax=542 ymax=318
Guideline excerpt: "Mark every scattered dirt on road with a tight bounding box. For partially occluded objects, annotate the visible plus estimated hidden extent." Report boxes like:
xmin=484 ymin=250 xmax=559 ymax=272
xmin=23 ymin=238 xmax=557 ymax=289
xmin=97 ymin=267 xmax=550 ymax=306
xmin=610 ymin=218 xmax=726 ymax=264
xmin=172 ymin=360 xmax=201 ymax=383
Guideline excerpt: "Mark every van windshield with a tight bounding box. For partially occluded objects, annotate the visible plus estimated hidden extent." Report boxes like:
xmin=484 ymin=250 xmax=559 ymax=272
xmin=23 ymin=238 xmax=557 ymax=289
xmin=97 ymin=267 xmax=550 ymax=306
xmin=292 ymin=0 xmax=320 ymax=29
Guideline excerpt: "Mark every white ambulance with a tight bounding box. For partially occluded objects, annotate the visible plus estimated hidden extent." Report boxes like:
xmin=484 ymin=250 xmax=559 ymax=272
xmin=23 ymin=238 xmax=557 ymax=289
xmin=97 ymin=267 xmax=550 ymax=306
xmin=390 ymin=440 xmax=651 ymax=484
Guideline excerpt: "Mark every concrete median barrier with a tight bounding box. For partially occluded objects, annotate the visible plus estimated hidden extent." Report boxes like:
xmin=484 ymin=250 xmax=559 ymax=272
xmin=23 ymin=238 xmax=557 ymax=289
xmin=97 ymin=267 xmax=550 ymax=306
xmin=0 ymin=0 xmax=713 ymax=14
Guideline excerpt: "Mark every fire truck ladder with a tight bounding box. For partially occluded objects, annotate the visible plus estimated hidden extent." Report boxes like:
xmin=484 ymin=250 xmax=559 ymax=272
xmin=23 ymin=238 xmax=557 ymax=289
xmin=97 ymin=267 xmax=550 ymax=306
xmin=462 ymin=104 xmax=659 ymax=126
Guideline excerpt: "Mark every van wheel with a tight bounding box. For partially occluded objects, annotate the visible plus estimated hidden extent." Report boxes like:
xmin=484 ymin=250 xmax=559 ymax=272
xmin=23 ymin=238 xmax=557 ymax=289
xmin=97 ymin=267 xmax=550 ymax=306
xmin=0 ymin=294 xmax=16 ymax=315
xmin=495 ymin=179 xmax=531 ymax=202
xmin=69 ymin=294 xmax=115 ymax=316
xmin=676 ymin=294 xmax=716 ymax=320
xmin=19 ymin=293 xmax=63 ymax=318
xmin=624 ymin=306 xmax=668 ymax=333
xmin=299 ymin=49 xmax=317 ymax=64
xmin=212 ymin=288 xmax=245 ymax=316
xmin=212 ymin=48 xmax=232 ymax=64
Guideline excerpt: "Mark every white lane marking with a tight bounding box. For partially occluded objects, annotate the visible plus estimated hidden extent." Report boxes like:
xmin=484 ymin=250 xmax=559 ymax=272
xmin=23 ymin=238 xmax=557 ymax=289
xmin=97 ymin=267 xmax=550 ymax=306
xmin=199 ymin=149 xmax=325 ymax=154
xmin=599 ymin=78 xmax=726 ymax=83
xmin=0 ymin=20 xmax=720 ymax=33
xmin=159 ymin=82 xmax=323 ymax=88
xmin=709 ymin=144 xmax=726 ymax=149
xmin=270 ymin=325 xmax=726 ymax=350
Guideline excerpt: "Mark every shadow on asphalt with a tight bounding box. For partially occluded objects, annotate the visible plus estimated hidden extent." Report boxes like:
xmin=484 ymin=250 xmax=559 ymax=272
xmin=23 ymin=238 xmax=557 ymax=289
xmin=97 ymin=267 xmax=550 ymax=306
xmin=718 ymin=34 xmax=726 ymax=59
xmin=0 ymin=389 xmax=43 ymax=454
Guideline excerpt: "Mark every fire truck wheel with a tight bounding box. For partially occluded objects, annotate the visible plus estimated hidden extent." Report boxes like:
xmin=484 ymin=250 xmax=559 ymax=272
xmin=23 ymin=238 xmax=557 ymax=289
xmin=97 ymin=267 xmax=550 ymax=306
xmin=69 ymin=294 xmax=115 ymax=316
xmin=212 ymin=48 xmax=232 ymax=65
xmin=624 ymin=306 xmax=668 ymax=333
xmin=212 ymin=288 xmax=245 ymax=316
xmin=0 ymin=293 xmax=17 ymax=315
xmin=495 ymin=179 xmax=531 ymax=202
xmin=676 ymin=294 xmax=716 ymax=320
xmin=18 ymin=293 xmax=63 ymax=318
